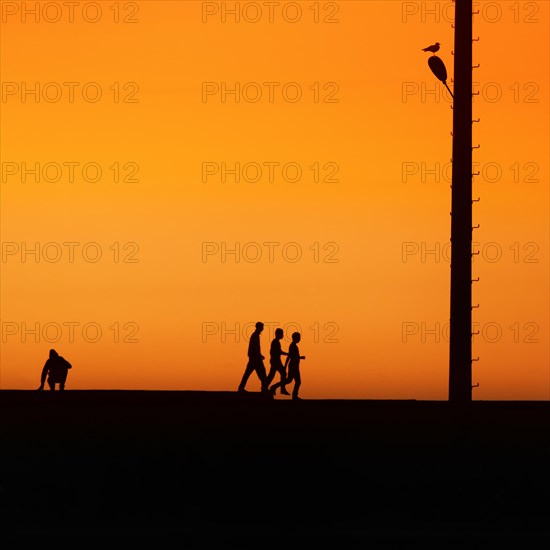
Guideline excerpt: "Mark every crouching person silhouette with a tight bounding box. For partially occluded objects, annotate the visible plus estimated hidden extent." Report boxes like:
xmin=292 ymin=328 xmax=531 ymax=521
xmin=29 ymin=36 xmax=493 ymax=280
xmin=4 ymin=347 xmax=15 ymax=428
xmin=38 ymin=349 xmax=72 ymax=391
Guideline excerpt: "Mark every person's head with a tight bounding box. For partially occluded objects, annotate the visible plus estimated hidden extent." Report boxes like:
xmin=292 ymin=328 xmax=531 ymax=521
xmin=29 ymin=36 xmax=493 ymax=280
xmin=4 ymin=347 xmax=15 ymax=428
xmin=275 ymin=328 xmax=284 ymax=339
xmin=49 ymin=349 xmax=58 ymax=358
xmin=255 ymin=322 xmax=264 ymax=333
xmin=291 ymin=332 xmax=301 ymax=343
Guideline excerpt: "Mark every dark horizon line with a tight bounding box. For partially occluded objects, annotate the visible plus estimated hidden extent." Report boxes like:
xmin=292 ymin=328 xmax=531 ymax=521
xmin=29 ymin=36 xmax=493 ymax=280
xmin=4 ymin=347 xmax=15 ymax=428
xmin=1 ymin=388 xmax=549 ymax=405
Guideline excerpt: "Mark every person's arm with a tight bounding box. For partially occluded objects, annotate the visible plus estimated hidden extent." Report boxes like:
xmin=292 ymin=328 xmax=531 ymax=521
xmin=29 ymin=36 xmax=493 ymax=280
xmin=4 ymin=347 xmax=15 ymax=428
xmin=248 ymin=334 xmax=257 ymax=357
xmin=249 ymin=333 xmax=263 ymax=360
xmin=258 ymin=335 xmax=265 ymax=360
xmin=285 ymin=344 xmax=296 ymax=366
xmin=38 ymin=360 xmax=49 ymax=390
xmin=275 ymin=340 xmax=288 ymax=357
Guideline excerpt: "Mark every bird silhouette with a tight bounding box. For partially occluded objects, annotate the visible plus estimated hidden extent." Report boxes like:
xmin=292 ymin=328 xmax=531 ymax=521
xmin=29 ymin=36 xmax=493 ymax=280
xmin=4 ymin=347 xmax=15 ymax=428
xmin=422 ymin=42 xmax=440 ymax=55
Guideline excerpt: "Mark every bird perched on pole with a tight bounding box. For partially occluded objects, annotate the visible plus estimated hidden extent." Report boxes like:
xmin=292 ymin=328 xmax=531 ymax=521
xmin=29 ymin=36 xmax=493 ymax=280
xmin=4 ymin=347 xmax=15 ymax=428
xmin=422 ymin=42 xmax=440 ymax=55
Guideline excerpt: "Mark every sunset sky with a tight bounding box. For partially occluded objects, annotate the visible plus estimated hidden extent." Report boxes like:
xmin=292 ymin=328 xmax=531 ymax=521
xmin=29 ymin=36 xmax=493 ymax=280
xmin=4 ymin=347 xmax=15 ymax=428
xmin=0 ymin=0 xmax=548 ymax=399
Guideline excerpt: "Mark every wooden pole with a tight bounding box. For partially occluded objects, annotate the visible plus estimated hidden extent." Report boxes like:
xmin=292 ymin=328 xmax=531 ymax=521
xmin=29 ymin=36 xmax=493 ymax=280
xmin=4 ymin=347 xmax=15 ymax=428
xmin=449 ymin=0 xmax=473 ymax=403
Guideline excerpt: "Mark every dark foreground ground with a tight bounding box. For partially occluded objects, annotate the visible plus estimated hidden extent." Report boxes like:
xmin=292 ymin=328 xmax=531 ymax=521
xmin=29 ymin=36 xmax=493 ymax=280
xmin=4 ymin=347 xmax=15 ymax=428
xmin=1 ymin=391 xmax=549 ymax=548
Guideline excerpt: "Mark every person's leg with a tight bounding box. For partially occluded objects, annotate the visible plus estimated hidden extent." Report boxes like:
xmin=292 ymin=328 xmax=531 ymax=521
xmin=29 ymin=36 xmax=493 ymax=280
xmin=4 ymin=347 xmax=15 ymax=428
xmin=279 ymin=367 xmax=290 ymax=395
xmin=268 ymin=362 xmax=283 ymax=391
xmin=238 ymin=361 xmax=254 ymax=391
xmin=47 ymin=379 xmax=55 ymax=391
xmin=266 ymin=363 xmax=277 ymax=387
xmin=273 ymin=371 xmax=293 ymax=393
xmin=292 ymin=370 xmax=301 ymax=399
xmin=256 ymin=360 xmax=268 ymax=392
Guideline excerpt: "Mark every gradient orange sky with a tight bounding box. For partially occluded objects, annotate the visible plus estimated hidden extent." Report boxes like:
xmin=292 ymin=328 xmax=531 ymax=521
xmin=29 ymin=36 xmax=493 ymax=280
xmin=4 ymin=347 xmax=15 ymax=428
xmin=1 ymin=0 xmax=548 ymax=399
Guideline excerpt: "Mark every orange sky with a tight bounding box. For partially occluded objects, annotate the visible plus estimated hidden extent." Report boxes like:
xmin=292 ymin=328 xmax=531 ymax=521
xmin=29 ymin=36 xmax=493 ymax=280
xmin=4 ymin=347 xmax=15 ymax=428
xmin=0 ymin=1 xmax=548 ymax=399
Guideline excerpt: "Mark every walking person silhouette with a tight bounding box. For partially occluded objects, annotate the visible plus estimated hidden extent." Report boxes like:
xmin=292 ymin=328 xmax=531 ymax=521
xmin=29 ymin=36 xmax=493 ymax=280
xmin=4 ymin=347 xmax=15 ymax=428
xmin=38 ymin=349 xmax=72 ymax=391
xmin=238 ymin=322 xmax=268 ymax=393
xmin=270 ymin=332 xmax=305 ymax=400
xmin=266 ymin=328 xmax=290 ymax=395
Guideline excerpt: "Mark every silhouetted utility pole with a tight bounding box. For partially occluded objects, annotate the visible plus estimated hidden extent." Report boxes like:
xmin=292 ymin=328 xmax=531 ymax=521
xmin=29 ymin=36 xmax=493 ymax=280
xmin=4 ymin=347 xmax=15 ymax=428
xmin=449 ymin=0 xmax=474 ymax=403
xmin=426 ymin=1 xmax=476 ymax=402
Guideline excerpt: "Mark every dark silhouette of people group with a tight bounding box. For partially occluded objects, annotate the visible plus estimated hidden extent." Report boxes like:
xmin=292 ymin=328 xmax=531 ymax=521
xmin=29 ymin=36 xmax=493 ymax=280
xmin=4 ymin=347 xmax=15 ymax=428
xmin=36 ymin=329 xmax=307 ymax=398
xmin=238 ymin=322 xmax=306 ymax=400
